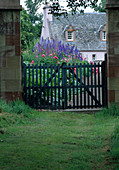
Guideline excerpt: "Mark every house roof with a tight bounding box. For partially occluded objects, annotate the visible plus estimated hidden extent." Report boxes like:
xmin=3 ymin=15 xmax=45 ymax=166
xmin=48 ymin=13 xmax=106 ymax=51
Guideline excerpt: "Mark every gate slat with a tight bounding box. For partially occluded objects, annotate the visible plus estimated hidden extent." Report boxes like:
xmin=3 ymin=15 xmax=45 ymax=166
xmin=91 ymin=64 xmax=93 ymax=108
xmin=84 ymin=63 xmax=86 ymax=108
xmin=69 ymin=64 xmax=71 ymax=109
xmin=51 ymin=65 xmax=53 ymax=107
xmin=87 ymin=63 xmax=90 ymax=108
xmin=32 ymin=64 xmax=35 ymax=108
xmin=94 ymin=63 xmax=97 ymax=107
xmin=72 ymin=63 xmax=75 ymax=108
xmin=76 ymin=64 xmax=79 ymax=108
xmin=97 ymin=63 xmax=101 ymax=107
xmin=58 ymin=65 xmax=60 ymax=109
xmin=47 ymin=64 xmax=49 ymax=109
xmin=43 ymin=64 xmax=46 ymax=108
xmin=54 ymin=64 xmax=57 ymax=109
xmin=39 ymin=64 xmax=42 ymax=108
xmin=62 ymin=63 xmax=66 ymax=109
xmin=80 ymin=63 xmax=82 ymax=108
xmin=65 ymin=66 xmax=67 ymax=109
xmin=36 ymin=64 xmax=38 ymax=108
xmin=28 ymin=64 xmax=31 ymax=106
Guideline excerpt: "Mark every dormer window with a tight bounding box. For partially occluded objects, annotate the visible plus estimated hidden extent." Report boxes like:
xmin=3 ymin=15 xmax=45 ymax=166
xmin=67 ymin=31 xmax=73 ymax=41
xmin=100 ymin=24 xmax=106 ymax=41
xmin=102 ymin=31 xmax=106 ymax=40
xmin=65 ymin=25 xmax=75 ymax=42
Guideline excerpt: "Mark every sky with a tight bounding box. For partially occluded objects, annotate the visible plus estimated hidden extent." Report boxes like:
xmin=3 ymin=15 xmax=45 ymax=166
xmin=20 ymin=0 xmax=101 ymax=13
xmin=20 ymin=0 xmax=26 ymax=8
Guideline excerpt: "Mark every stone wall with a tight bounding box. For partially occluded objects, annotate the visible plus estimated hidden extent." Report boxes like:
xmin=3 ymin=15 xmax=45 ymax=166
xmin=0 ymin=0 xmax=22 ymax=101
xmin=106 ymin=0 xmax=119 ymax=105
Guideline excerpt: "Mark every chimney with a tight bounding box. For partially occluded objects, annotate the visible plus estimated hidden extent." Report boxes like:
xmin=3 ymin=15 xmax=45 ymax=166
xmin=41 ymin=6 xmax=52 ymax=40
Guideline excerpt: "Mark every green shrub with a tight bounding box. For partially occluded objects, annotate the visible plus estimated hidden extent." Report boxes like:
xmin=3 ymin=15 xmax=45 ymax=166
xmin=0 ymin=99 xmax=32 ymax=114
xmin=102 ymin=103 xmax=119 ymax=116
xmin=110 ymin=122 xmax=119 ymax=160
xmin=0 ymin=99 xmax=10 ymax=113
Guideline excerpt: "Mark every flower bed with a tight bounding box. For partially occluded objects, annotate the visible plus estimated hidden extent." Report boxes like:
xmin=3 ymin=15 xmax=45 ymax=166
xmin=23 ymin=37 xmax=87 ymax=65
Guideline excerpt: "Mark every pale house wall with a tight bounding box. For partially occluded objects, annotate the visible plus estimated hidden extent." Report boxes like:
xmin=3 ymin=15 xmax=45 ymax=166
xmin=81 ymin=51 xmax=106 ymax=62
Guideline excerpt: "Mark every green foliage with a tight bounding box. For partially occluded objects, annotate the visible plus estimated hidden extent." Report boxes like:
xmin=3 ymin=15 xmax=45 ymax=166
xmin=22 ymin=38 xmax=40 ymax=63
xmin=25 ymin=0 xmax=42 ymax=23
xmin=0 ymin=99 xmax=36 ymax=129
xmin=101 ymin=103 xmax=119 ymax=116
xmin=24 ymin=0 xmax=103 ymax=18
xmin=92 ymin=0 xmax=106 ymax=12
xmin=110 ymin=122 xmax=119 ymax=162
xmin=50 ymin=0 xmax=99 ymax=16
xmin=0 ymin=99 xmax=32 ymax=114
xmin=21 ymin=8 xmax=34 ymax=50
xmin=101 ymin=102 xmax=119 ymax=164
xmin=21 ymin=8 xmax=42 ymax=50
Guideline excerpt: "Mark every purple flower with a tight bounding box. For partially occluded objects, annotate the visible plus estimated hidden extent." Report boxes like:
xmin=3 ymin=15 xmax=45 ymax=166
xmin=32 ymin=48 xmax=34 ymax=52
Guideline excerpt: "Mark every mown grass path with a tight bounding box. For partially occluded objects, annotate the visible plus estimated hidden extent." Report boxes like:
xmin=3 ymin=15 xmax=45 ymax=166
xmin=0 ymin=111 xmax=118 ymax=170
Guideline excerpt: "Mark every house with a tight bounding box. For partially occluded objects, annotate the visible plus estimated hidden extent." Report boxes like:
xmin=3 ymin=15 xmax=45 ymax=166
xmin=41 ymin=6 xmax=106 ymax=62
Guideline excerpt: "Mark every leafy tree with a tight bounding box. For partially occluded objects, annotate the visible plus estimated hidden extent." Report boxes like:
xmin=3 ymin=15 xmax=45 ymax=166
xmin=21 ymin=8 xmax=34 ymax=50
xmin=25 ymin=0 xmax=43 ymax=23
xmin=50 ymin=0 xmax=99 ymax=15
xmin=92 ymin=0 xmax=106 ymax=12
xmin=24 ymin=0 xmax=103 ymax=16
xmin=21 ymin=6 xmax=43 ymax=50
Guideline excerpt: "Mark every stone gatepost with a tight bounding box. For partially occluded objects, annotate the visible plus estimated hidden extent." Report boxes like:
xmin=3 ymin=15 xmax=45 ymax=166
xmin=106 ymin=0 xmax=119 ymax=106
xmin=0 ymin=0 xmax=22 ymax=101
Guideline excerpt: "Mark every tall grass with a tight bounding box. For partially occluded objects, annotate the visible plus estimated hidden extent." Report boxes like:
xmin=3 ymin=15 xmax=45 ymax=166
xmin=101 ymin=103 xmax=119 ymax=116
xmin=110 ymin=122 xmax=119 ymax=161
xmin=0 ymin=99 xmax=32 ymax=114
xmin=0 ymin=99 xmax=37 ymax=129
xmin=102 ymin=103 xmax=119 ymax=164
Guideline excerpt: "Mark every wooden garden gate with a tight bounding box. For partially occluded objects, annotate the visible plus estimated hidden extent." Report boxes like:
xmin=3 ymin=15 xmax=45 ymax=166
xmin=22 ymin=61 xmax=107 ymax=110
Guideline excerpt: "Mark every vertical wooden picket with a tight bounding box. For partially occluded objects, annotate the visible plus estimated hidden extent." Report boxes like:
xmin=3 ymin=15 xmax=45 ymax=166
xmin=76 ymin=64 xmax=79 ymax=108
xmin=69 ymin=64 xmax=71 ymax=109
xmin=97 ymin=63 xmax=101 ymax=107
xmin=28 ymin=64 xmax=31 ymax=106
xmin=94 ymin=63 xmax=97 ymax=107
xmin=32 ymin=64 xmax=35 ymax=107
xmin=36 ymin=64 xmax=38 ymax=108
xmin=58 ymin=65 xmax=60 ymax=109
xmin=87 ymin=63 xmax=90 ymax=108
xmin=80 ymin=63 xmax=82 ymax=108
xmin=83 ymin=63 xmax=86 ymax=108
xmin=73 ymin=64 xmax=75 ymax=108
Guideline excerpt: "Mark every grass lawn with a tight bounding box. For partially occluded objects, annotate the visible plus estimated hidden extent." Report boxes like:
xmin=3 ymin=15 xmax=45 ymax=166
xmin=0 ymin=109 xmax=119 ymax=170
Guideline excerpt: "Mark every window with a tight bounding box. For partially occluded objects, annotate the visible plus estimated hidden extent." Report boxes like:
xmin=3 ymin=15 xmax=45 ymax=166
xmin=102 ymin=31 xmax=106 ymax=41
xmin=67 ymin=31 xmax=73 ymax=41
xmin=92 ymin=54 xmax=96 ymax=61
xmin=66 ymin=25 xmax=75 ymax=42
xmin=99 ymin=24 xmax=106 ymax=41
